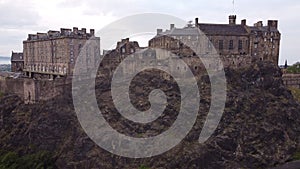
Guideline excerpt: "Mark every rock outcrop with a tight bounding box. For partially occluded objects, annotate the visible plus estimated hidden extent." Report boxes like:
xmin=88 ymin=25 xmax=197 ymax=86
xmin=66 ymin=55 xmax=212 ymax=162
xmin=0 ymin=61 xmax=300 ymax=169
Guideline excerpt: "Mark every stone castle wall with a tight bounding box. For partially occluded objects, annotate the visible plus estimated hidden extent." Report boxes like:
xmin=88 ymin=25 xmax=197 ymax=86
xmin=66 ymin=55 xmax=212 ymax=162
xmin=0 ymin=78 xmax=24 ymax=98
xmin=0 ymin=77 xmax=70 ymax=103
xmin=282 ymin=73 xmax=300 ymax=89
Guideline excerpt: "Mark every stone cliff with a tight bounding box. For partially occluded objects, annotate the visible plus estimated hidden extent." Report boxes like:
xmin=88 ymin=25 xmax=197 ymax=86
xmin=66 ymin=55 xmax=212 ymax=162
xmin=0 ymin=61 xmax=300 ymax=169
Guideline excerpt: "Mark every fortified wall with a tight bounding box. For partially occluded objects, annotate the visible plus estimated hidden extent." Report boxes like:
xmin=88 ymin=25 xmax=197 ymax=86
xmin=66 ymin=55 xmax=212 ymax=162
xmin=282 ymin=73 xmax=300 ymax=89
xmin=0 ymin=75 xmax=70 ymax=103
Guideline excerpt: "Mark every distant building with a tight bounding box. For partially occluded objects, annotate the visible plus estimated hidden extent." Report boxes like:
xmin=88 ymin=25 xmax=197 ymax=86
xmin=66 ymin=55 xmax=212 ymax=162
xmin=23 ymin=27 xmax=100 ymax=79
xmin=149 ymin=15 xmax=281 ymax=68
xmin=11 ymin=51 xmax=24 ymax=72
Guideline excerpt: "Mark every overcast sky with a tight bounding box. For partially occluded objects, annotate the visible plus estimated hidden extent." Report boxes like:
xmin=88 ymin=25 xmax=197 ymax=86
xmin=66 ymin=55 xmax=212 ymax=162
xmin=0 ymin=0 xmax=299 ymax=64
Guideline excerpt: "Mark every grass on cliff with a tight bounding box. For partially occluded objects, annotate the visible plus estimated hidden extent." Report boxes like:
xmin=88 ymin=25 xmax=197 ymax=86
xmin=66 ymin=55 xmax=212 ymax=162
xmin=0 ymin=151 xmax=56 ymax=169
xmin=293 ymin=151 xmax=300 ymax=160
xmin=288 ymin=87 xmax=300 ymax=103
xmin=286 ymin=62 xmax=300 ymax=73
xmin=139 ymin=165 xmax=150 ymax=169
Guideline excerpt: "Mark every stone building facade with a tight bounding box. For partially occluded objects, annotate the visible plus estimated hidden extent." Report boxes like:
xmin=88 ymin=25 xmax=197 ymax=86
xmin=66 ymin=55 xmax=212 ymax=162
xmin=11 ymin=51 xmax=24 ymax=72
xmin=102 ymin=38 xmax=205 ymax=80
xmin=100 ymin=38 xmax=140 ymax=77
xmin=23 ymin=27 xmax=100 ymax=79
xmin=149 ymin=15 xmax=281 ymax=68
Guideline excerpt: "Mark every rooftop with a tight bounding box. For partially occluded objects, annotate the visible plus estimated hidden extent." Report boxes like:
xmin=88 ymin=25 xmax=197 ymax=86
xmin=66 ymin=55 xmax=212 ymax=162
xmin=11 ymin=52 xmax=23 ymax=62
xmin=25 ymin=27 xmax=96 ymax=41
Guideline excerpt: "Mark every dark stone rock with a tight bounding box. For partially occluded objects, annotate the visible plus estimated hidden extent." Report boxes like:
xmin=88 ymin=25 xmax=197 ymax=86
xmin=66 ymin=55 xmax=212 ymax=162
xmin=0 ymin=62 xmax=300 ymax=168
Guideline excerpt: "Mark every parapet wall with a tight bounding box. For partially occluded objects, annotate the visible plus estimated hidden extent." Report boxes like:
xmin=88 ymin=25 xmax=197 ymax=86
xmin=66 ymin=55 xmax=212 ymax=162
xmin=282 ymin=73 xmax=300 ymax=89
xmin=0 ymin=78 xmax=24 ymax=99
xmin=0 ymin=77 xmax=71 ymax=104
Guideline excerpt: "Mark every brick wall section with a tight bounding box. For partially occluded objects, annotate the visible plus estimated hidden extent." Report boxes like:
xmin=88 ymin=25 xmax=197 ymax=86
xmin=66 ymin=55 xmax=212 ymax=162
xmin=0 ymin=77 xmax=71 ymax=104
xmin=282 ymin=74 xmax=300 ymax=89
xmin=0 ymin=78 xmax=24 ymax=98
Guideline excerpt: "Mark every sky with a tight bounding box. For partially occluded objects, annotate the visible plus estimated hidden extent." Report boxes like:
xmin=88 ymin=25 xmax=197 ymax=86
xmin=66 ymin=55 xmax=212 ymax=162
xmin=0 ymin=0 xmax=299 ymax=65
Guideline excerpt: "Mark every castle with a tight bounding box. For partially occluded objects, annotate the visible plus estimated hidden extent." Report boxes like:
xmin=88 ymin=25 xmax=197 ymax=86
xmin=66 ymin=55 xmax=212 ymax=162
xmin=149 ymin=15 xmax=280 ymax=68
xmin=21 ymin=27 xmax=100 ymax=79
xmin=2 ymin=15 xmax=283 ymax=103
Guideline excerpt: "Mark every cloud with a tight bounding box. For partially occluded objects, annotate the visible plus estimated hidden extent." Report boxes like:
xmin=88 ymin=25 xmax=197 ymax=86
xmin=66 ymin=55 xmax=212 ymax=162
xmin=0 ymin=0 xmax=40 ymax=28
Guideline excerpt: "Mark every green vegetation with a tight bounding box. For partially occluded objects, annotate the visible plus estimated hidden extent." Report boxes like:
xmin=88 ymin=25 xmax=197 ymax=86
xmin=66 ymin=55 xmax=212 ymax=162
xmin=0 ymin=151 xmax=56 ymax=169
xmin=139 ymin=165 xmax=150 ymax=169
xmin=0 ymin=91 xmax=3 ymax=99
xmin=288 ymin=87 xmax=300 ymax=103
xmin=286 ymin=62 xmax=300 ymax=73
xmin=292 ymin=151 xmax=300 ymax=160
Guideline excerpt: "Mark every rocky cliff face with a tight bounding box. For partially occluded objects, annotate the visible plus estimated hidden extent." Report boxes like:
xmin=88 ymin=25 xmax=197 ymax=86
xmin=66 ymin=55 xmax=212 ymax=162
xmin=0 ymin=62 xmax=300 ymax=169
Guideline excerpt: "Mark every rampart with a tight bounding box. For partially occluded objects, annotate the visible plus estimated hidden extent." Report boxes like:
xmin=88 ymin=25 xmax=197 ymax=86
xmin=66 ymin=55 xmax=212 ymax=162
xmin=0 ymin=76 xmax=71 ymax=104
xmin=282 ymin=73 xmax=300 ymax=89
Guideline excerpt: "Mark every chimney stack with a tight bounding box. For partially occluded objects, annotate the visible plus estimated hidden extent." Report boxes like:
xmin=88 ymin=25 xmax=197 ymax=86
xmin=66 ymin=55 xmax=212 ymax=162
xmin=229 ymin=15 xmax=236 ymax=25
xmin=157 ymin=29 xmax=163 ymax=35
xmin=268 ymin=20 xmax=278 ymax=29
xmin=170 ymin=24 xmax=175 ymax=30
xmin=241 ymin=19 xmax=246 ymax=26
xmin=255 ymin=21 xmax=263 ymax=27
xmin=195 ymin=18 xmax=199 ymax=27
xmin=81 ymin=28 xmax=86 ymax=34
xmin=90 ymin=29 xmax=95 ymax=36
xmin=73 ymin=27 xmax=78 ymax=34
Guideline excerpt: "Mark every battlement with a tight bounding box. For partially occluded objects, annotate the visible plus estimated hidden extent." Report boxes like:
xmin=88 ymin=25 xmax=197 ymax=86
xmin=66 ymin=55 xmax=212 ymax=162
xmin=26 ymin=27 xmax=95 ymax=41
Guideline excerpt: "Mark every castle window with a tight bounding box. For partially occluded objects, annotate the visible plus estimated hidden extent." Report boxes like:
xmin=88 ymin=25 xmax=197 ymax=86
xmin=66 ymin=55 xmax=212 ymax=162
xmin=238 ymin=40 xmax=243 ymax=50
xmin=270 ymin=38 xmax=273 ymax=42
xmin=229 ymin=40 xmax=234 ymax=50
xmin=254 ymin=44 xmax=258 ymax=48
xmin=121 ymin=48 xmax=125 ymax=53
xmin=219 ymin=40 xmax=223 ymax=50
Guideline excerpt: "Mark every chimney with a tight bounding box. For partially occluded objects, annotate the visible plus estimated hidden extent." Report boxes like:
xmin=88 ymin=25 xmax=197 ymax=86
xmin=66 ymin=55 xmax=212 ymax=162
xmin=81 ymin=28 xmax=86 ymax=34
xmin=255 ymin=21 xmax=263 ymax=27
xmin=268 ymin=20 xmax=278 ymax=29
xmin=126 ymin=38 xmax=129 ymax=43
xmin=241 ymin=19 xmax=246 ymax=26
xmin=195 ymin=18 xmax=199 ymax=27
xmin=73 ymin=27 xmax=78 ymax=34
xmin=229 ymin=15 xmax=236 ymax=25
xmin=90 ymin=29 xmax=95 ymax=36
xmin=157 ymin=29 xmax=163 ymax=35
xmin=170 ymin=24 xmax=175 ymax=30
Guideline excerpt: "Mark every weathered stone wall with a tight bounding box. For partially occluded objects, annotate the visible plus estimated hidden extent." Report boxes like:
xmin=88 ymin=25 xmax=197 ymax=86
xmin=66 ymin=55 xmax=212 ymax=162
xmin=0 ymin=77 xmax=70 ymax=104
xmin=282 ymin=73 xmax=300 ymax=89
xmin=23 ymin=28 xmax=100 ymax=77
xmin=36 ymin=78 xmax=70 ymax=101
xmin=0 ymin=78 xmax=24 ymax=99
